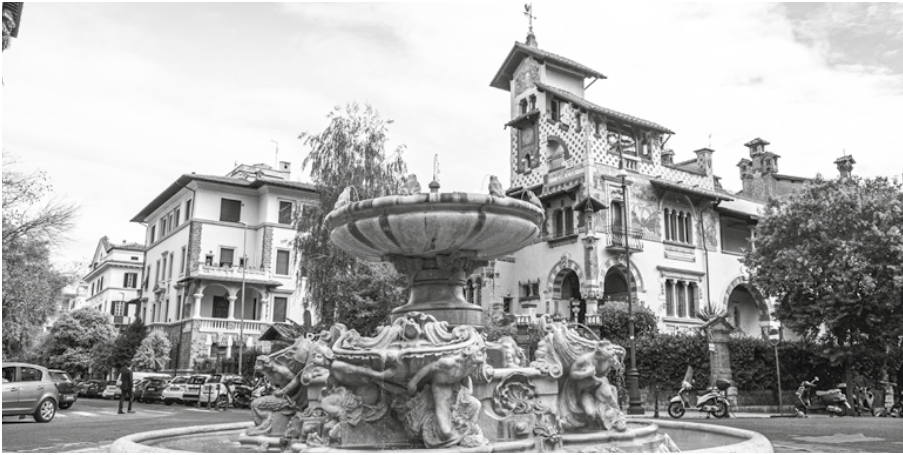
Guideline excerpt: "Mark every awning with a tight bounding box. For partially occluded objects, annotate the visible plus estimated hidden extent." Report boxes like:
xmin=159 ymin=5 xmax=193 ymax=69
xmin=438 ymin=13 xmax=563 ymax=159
xmin=574 ymin=196 xmax=607 ymax=212
xmin=505 ymin=109 xmax=540 ymax=129
xmin=650 ymin=179 xmax=733 ymax=202
xmin=177 ymin=275 xmax=284 ymax=287
xmin=539 ymin=182 xmax=581 ymax=202
xmin=506 ymin=183 xmax=543 ymax=199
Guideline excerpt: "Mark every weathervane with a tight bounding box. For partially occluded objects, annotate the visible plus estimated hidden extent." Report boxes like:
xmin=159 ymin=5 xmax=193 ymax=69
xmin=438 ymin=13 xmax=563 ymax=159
xmin=524 ymin=4 xmax=536 ymax=34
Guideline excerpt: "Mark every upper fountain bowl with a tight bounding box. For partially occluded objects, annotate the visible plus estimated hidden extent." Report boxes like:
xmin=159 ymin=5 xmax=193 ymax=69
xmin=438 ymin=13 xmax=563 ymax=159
xmin=325 ymin=192 xmax=544 ymax=261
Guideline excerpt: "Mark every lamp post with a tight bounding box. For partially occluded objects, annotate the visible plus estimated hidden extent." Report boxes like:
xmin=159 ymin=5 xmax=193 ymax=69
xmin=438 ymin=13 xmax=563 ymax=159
xmin=238 ymin=221 xmax=248 ymax=378
xmin=611 ymin=134 xmax=644 ymax=415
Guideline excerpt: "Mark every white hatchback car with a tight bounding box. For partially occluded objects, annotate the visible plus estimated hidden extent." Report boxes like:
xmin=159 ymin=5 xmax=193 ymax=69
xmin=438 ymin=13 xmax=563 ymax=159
xmin=161 ymin=376 xmax=191 ymax=405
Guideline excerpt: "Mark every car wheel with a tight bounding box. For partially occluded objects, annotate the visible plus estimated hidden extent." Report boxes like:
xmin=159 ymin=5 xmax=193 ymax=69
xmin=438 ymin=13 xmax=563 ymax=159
xmin=668 ymin=402 xmax=685 ymax=419
xmin=59 ymin=403 xmax=72 ymax=410
xmin=34 ymin=398 xmax=56 ymax=423
xmin=164 ymin=399 xmax=173 ymax=406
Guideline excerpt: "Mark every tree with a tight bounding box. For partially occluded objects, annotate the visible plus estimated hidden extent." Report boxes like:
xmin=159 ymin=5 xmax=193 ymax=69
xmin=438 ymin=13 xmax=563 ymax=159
xmin=2 ymin=151 xmax=80 ymax=360
xmin=296 ymin=102 xmax=409 ymax=332
xmin=594 ymin=302 xmax=659 ymax=343
xmin=38 ymin=308 xmax=118 ymax=378
xmin=745 ymin=175 xmax=903 ymax=407
xmin=108 ymin=318 xmax=147 ymax=368
xmin=132 ymin=330 xmax=172 ymax=372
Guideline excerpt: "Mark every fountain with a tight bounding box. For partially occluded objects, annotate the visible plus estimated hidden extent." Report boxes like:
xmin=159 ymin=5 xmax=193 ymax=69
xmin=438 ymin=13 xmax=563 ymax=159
xmin=110 ymin=174 xmax=772 ymax=453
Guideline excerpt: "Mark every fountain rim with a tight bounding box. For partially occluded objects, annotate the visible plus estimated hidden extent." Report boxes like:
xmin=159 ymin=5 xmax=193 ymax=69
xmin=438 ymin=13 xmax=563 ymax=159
xmin=324 ymin=192 xmax=545 ymax=236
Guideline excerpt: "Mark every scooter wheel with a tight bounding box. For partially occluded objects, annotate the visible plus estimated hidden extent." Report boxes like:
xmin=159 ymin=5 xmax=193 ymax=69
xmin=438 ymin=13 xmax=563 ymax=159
xmin=832 ymin=406 xmax=848 ymax=417
xmin=712 ymin=401 xmax=729 ymax=418
xmin=668 ymin=402 xmax=685 ymax=419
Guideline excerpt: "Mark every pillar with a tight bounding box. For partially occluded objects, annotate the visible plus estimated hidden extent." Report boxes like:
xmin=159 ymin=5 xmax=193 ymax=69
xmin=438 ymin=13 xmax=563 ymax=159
xmin=193 ymin=293 xmax=203 ymax=318
xmin=261 ymin=298 xmax=271 ymax=322
xmin=227 ymin=295 xmax=237 ymax=319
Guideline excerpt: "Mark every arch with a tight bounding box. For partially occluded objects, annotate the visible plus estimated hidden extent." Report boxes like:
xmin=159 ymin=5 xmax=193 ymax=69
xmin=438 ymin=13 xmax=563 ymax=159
xmin=720 ymin=275 xmax=771 ymax=322
xmin=601 ymin=255 xmax=645 ymax=293
xmin=545 ymin=135 xmax=570 ymax=160
xmin=546 ymin=255 xmax=584 ymax=297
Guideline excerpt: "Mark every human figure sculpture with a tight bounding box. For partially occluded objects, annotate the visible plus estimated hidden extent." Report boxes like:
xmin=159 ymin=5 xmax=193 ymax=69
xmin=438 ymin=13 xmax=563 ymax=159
xmin=530 ymin=315 xmax=628 ymax=432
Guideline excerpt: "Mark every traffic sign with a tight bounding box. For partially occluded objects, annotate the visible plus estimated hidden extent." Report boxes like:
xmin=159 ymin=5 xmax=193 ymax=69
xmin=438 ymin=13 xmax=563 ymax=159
xmin=768 ymin=327 xmax=780 ymax=346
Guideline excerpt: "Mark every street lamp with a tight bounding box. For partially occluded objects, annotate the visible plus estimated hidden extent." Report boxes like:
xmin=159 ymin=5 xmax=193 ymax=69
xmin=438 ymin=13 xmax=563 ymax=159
xmin=238 ymin=221 xmax=248 ymax=378
xmin=610 ymin=133 xmax=644 ymax=415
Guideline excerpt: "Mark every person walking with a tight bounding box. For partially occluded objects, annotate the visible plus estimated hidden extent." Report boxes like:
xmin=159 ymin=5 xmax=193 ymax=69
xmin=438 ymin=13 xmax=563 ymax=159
xmin=118 ymin=364 xmax=135 ymax=414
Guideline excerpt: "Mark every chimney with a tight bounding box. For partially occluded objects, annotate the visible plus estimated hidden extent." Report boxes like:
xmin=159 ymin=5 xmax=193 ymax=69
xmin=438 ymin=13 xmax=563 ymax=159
xmin=661 ymin=149 xmax=675 ymax=166
xmin=834 ymin=155 xmax=855 ymax=180
xmin=694 ymin=148 xmax=714 ymax=176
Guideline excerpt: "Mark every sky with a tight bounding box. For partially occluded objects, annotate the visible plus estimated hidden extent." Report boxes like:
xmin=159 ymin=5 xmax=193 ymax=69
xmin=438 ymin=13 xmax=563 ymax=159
xmin=3 ymin=3 xmax=903 ymax=269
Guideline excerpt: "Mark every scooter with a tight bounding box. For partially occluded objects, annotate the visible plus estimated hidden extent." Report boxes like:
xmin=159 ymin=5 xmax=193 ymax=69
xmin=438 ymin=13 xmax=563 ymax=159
xmin=853 ymin=382 xmax=886 ymax=417
xmin=879 ymin=381 xmax=902 ymax=418
xmin=795 ymin=376 xmax=851 ymax=417
xmin=668 ymin=378 xmax=731 ymax=419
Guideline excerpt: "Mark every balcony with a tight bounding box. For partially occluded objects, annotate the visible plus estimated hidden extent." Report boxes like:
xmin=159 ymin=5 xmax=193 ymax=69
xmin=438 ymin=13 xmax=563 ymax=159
xmin=146 ymin=317 xmax=269 ymax=335
xmin=606 ymin=225 xmax=643 ymax=251
xmin=547 ymin=228 xmax=578 ymax=247
xmin=191 ymin=264 xmax=274 ymax=281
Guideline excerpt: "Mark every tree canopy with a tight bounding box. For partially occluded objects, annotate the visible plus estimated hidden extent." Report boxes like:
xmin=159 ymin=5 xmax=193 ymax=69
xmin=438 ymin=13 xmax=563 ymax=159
xmin=38 ymin=308 xmax=118 ymax=377
xmin=296 ymin=102 xmax=409 ymax=333
xmin=132 ymin=330 xmax=172 ymax=372
xmin=108 ymin=318 xmax=147 ymax=369
xmin=745 ymin=175 xmax=903 ymax=402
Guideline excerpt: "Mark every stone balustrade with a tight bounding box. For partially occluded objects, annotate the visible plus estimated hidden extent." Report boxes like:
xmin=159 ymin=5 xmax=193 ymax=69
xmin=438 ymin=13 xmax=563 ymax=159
xmin=146 ymin=317 xmax=268 ymax=334
xmin=192 ymin=264 xmax=272 ymax=280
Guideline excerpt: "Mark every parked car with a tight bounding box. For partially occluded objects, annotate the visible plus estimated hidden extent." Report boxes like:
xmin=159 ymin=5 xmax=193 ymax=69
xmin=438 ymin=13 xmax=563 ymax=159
xmin=138 ymin=377 xmax=171 ymax=403
xmin=162 ymin=376 xmax=191 ymax=405
xmin=181 ymin=375 xmax=213 ymax=405
xmin=47 ymin=369 xmax=78 ymax=410
xmin=2 ymin=362 xmax=60 ymax=423
xmin=79 ymin=379 xmax=105 ymax=398
xmin=100 ymin=380 xmax=120 ymax=399
xmin=199 ymin=375 xmax=250 ymax=407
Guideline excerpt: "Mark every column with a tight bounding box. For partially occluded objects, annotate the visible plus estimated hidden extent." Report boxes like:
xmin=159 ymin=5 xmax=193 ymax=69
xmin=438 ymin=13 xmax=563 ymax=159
xmin=260 ymin=298 xmax=271 ymax=322
xmin=227 ymin=295 xmax=237 ymax=319
xmin=193 ymin=293 xmax=203 ymax=318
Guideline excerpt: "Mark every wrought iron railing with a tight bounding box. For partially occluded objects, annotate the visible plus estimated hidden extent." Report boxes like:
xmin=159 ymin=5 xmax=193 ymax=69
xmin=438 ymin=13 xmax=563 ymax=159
xmin=607 ymin=225 xmax=644 ymax=250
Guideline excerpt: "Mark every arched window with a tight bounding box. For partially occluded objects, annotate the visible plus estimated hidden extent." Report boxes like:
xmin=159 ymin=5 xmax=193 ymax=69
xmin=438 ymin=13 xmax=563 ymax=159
xmin=663 ymin=208 xmax=671 ymax=239
xmin=524 ymin=154 xmax=532 ymax=169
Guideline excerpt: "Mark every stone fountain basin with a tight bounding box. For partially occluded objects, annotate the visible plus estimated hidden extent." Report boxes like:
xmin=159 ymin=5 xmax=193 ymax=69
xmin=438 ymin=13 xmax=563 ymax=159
xmin=110 ymin=420 xmax=773 ymax=453
xmin=324 ymin=193 xmax=544 ymax=261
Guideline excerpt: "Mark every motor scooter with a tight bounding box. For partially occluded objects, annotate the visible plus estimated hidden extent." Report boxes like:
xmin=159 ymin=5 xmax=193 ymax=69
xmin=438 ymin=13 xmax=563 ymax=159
xmin=668 ymin=378 xmax=731 ymax=419
xmin=853 ymin=382 xmax=886 ymax=417
xmin=795 ymin=376 xmax=851 ymax=417
xmin=879 ymin=381 xmax=902 ymax=418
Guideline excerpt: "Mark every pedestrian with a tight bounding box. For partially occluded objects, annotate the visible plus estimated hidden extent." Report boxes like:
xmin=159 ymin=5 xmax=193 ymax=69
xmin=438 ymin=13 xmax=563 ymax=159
xmin=118 ymin=364 xmax=135 ymax=414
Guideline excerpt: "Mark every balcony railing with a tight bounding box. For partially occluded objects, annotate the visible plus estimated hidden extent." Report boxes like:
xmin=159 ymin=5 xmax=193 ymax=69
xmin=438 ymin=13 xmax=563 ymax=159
xmin=191 ymin=264 xmax=274 ymax=281
xmin=146 ymin=317 xmax=268 ymax=335
xmin=606 ymin=225 xmax=644 ymax=251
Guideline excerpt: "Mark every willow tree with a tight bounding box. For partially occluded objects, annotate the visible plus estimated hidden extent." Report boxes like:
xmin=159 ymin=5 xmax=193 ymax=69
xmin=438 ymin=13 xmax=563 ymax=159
xmin=296 ymin=102 xmax=409 ymax=334
xmin=745 ymin=175 xmax=903 ymax=406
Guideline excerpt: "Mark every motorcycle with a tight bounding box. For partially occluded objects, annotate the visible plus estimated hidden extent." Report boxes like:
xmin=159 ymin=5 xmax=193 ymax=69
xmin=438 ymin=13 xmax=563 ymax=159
xmin=668 ymin=378 xmax=731 ymax=419
xmin=232 ymin=383 xmax=253 ymax=409
xmin=795 ymin=376 xmax=851 ymax=417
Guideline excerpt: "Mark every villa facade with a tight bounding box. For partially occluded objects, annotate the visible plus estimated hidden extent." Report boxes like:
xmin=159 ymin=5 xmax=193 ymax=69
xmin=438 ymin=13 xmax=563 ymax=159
xmin=82 ymin=237 xmax=145 ymax=330
xmin=131 ymin=162 xmax=317 ymax=372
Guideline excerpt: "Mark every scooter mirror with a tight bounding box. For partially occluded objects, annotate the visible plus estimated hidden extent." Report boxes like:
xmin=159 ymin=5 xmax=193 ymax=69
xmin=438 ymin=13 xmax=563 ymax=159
xmin=813 ymin=376 xmax=819 ymax=382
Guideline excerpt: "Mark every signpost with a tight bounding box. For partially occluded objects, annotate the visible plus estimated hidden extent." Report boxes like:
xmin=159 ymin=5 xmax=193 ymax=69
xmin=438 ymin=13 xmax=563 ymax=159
xmin=768 ymin=327 xmax=783 ymax=415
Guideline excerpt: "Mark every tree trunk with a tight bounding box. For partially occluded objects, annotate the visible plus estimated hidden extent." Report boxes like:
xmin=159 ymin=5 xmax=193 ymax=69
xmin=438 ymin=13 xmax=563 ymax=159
xmin=844 ymin=356 xmax=856 ymax=416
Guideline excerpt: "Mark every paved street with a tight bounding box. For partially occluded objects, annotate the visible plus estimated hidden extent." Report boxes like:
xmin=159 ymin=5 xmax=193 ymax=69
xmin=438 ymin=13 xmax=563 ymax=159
xmin=673 ymin=415 xmax=903 ymax=453
xmin=1 ymin=397 xmax=250 ymax=453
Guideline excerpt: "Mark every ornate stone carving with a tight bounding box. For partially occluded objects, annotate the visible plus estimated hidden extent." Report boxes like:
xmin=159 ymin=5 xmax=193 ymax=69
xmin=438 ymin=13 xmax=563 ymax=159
xmin=492 ymin=372 xmax=542 ymax=417
xmin=529 ymin=315 xmax=628 ymax=432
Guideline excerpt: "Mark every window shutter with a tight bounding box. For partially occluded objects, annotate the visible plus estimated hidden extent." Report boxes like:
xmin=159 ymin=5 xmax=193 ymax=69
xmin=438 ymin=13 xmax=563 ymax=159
xmin=273 ymin=297 xmax=287 ymax=323
xmin=279 ymin=201 xmax=293 ymax=225
xmin=220 ymin=248 xmax=234 ymax=266
xmin=220 ymin=199 xmax=242 ymax=222
xmin=276 ymin=250 xmax=290 ymax=275
xmin=123 ymin=273 xmax=129 ymax=288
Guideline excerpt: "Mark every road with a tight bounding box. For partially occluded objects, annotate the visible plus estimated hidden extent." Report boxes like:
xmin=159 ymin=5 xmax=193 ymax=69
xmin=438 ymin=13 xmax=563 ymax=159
xmin=2 ymin=396 xmax=250 ymax=453
xmin=678 ymin=415 xmax=903 ymax=453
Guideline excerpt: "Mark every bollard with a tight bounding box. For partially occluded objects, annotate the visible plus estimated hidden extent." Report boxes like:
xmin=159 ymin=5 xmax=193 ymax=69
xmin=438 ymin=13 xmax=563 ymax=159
xmin=654 ymin=385 xmax=660 ymax=418
xmin=206 ymin=385 xmax=211 ymax=409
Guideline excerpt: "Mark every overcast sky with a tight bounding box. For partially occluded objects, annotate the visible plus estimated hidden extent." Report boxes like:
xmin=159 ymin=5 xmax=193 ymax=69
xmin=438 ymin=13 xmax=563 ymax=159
xmin=4 ymin=3 xmax=902 ymax=268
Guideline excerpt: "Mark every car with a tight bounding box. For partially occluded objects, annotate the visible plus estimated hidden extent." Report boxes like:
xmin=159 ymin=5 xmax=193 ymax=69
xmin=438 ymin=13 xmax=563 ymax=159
xmin=161 ymin=376 xmax=190 ymax=405
xmin=198 ymin=375 xmax=250 ymax=407
xmin=137 ymin=377 xmax=170 ymax=403
xmin=79 ymin=379 xmax=105 ymax=398
xmin=181 ymin=374 xmax=214 ymax=405
xmin=47 ymin=369 xmax=78 ymax=410
xmin=100 ymin=380 xmax=120 ymax=399
xmin=2 ymin=362 xmax=61 ymax=423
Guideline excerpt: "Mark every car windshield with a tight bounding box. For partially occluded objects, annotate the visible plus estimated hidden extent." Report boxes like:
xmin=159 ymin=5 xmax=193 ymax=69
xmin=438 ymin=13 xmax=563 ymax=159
xmin=188 ymin=376 xmax=207 ymax=384
xmin=171 ymin=377 xmax=189 ymax=384
xmin=149 ymin=379 xmax=166 ymax=386
xmin=49 ymin=372 xmax=71 ymax=382
xmin=107 ymin=381 xmax=117 ymax=386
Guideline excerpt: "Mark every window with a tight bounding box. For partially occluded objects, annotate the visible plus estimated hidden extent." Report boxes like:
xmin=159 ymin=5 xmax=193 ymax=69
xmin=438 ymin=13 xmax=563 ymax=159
xmin=275 ymin=250 xmax=290 ymax=275
xmin=278 ymin=201 xmax=294 ymax=225
xmin=688 ymin=283 xmax=697 ymax=319
xmin=665 ymin=280 xmax=675 ymax=316
xmin=181 ymin=247 xmax=187 ymax=275
xmin=20 ymin=367 xmax=42 ymax=382
xmin=205 ymin=254 xmax=213 ymax=266
xmin=112 ymin=301 xmax=125 ymax=317
xmin=131 ymin=256 xmax=139 ymax=261
xmin=212 ymin=296 xmax=229 ymax=319
xmin=273 ymin=297 xmax=288 ymax=323
xmin=564 ymin=207 xmax=574 ymax=235
xmin=220 ymin=248 xmax=235 ymax=267
xmin=575 ymin=110 xmax=582 ymax=130
xmin=161 ymin=217 xmax=167 ymax=237
xmin=168 ymin=213 xmax=174 ymax=232
xmin=168 ymin=255 xmax=174 ymax=278
xmin=664 ymin=209 xmax=693 ymax=244
xmin=99 ymin=277 xmax=104 ymax=291
xmin=677 ymin=281 xmax=687 ymax=317
xmin=594 ymin=118 xmax=602 ymax=136
xmin=162 ymin=256 xmax=168 ymax=281
xmin=174 ymin=208 xmax=180 ymax=228
xmin=155 ymin=260 xmax=161 ymax=284
xmin=91 ymin=282 xmax=95 ymax=296
xmin=123 ymin=272 xmax=137 ymax=288
xmin=554 ymin=209 xmax=564 ymax=237
xmin=185 ymin=200 xmax=192 ymax=222
xmin=519 ymin=99 xmax=528 ymax=115
xmin=220 ymin=199 xmax=242 ymax=222
xmin=529 ymin=95 xmax=536 ymax=111
xmin=3 ymin=366 xmax=16 ymax=383
xmin=150 ymin=226 xmax=156 ymax=244
xmin=550 ymin=99 xmax=560 ymax=122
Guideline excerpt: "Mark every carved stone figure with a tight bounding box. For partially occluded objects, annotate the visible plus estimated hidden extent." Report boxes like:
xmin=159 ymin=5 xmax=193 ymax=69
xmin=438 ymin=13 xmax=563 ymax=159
xmin=486 ymin=336 xmax=527 ymax=368
xmin=335 ymin=186 xmax=354 ymax=209
xmin=530 ymin=315 xmax=628 ymax=432
xmin=523 ymin=189 xmax=544 ymax=212
xmin=488 ymin=175 xmax=505 ymax=197
xmin=403 ymin=173 xmax=422 ymax=195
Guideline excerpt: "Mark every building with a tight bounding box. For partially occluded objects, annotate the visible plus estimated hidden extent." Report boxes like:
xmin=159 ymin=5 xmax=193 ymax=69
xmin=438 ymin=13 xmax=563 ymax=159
xmin=41 ymin=281 xmax=89 ymax=332
xmin=130 ymin=162 xmax=317 ymax=373
xmin=470 ymin=31 xmax=857 ymax=340
xmin=82 ymin=236 xmax=145 ymax=329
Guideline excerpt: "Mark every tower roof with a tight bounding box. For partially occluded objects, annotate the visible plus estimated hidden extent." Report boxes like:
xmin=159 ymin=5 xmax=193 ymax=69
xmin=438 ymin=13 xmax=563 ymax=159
xmin=490 ymin=42 xmax=607 ymax=91
xmin=534 ymin=82 xmax=673 ymax=134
